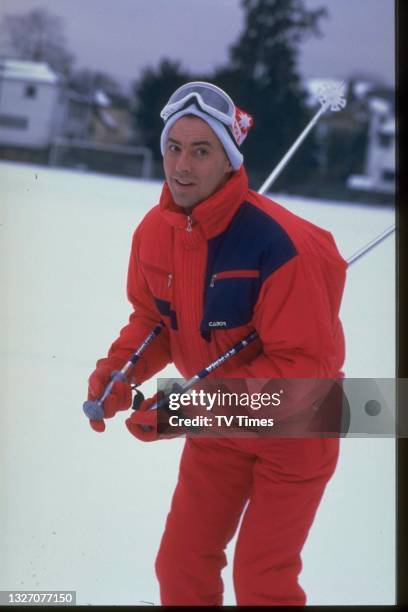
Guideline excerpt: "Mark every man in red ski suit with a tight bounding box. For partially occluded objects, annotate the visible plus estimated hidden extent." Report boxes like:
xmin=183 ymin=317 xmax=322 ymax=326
xmin=86 ymin=82 xmax=347 ymax=606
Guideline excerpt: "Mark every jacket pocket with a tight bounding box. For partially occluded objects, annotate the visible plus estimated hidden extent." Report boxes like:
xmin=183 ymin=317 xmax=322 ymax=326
xmin=209 ymin=269 xmax=260 ymax=287
xmin=140 ymin=260 xmax=177 ymax=329
xmin=202 ymin=269 xmax=261 ymax=331
xmin=140 ymin=260 xmax=173 ymax=291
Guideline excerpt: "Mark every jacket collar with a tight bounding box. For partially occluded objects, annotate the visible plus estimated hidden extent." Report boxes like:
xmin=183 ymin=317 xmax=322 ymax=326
xmin=159 ymin=166 xmax=249 ymax=239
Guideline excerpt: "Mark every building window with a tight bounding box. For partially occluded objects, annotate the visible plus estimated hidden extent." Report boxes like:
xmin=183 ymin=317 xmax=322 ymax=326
xmin=0 ymin=114 xmax=29 ymax=129
xmin=378 ymin=132 xmax=392 ymax=148
xmin=25 ymin=85 xmax=37 ymax=98
xmin=382 ymin=170 xmax=395 ymax=183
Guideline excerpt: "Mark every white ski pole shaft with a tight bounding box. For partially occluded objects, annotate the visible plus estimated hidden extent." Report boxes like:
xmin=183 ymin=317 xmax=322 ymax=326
xmin=258 ymin=81 xmax=347 ymax=195
xmin=347 ymin=224 xmax=395 ymax=266
xmin=258 ymin=106 xmax=326 ymax=195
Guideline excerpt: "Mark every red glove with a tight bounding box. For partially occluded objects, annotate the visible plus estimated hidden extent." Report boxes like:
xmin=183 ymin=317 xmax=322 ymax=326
xmin=87 ymin=358 xmax=133 ymax=432
xmin=125 ymin=388 xmax=204 ymax=442
xmin=125 ymin=393 xmax=159 ymax=442
xmin=125 ymin=393 xmax=160 ymax=442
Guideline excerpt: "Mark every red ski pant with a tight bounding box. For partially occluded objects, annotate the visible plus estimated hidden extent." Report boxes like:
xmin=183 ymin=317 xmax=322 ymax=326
xmin=155 ymin=436 xmax=339 ymax=606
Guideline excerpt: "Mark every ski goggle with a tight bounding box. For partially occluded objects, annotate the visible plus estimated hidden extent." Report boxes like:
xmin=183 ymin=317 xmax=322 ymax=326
xmin=160 ymin=81 xmax=236 ymax=127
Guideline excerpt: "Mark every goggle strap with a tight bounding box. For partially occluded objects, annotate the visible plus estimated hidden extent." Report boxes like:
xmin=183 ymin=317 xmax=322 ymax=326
xmin=162 ymin=91 xmax=233 ymax=126
xmin=165 ymin=99 xmax=240 ymax=147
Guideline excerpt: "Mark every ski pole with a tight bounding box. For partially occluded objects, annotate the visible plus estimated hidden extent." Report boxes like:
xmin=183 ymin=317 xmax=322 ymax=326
xmin=83 ymin=320 xmax=165 ymax=421
xmin=346 ymin=224 xmax=395 ymax=266
xmin=258 ymin=81 xmax=347 ymax=195
xmin=145 ymin=330 xmax=259 ymax=412
xmin=132 ymin=331 xmax=259 ymax=430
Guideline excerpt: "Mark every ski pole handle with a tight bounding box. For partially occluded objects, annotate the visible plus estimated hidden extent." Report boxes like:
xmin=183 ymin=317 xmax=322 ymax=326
xmin=83 ymin=370 xmax=128 ymax=420
xmin=131 ymin=384 xmax=184 ymax=432
xmin=83 ymin=321 xmax=165 ymax=421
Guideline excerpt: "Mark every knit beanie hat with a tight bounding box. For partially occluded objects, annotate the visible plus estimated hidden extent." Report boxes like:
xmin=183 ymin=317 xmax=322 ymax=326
xmin=160 ymin=83 xmax=253 ymax=171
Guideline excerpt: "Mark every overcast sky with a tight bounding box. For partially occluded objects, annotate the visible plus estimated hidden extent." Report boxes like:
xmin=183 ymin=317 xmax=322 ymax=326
xmin=0 ymin=0 xmax=395 ymax=93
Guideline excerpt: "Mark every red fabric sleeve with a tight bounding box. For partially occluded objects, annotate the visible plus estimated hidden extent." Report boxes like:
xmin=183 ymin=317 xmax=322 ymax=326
xmin=106 ymin=225 xmax=172 ymax=385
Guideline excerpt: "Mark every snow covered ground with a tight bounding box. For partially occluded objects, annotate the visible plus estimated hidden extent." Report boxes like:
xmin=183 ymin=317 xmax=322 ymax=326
xmin=0 ymin=161 xmax=395 ymax=605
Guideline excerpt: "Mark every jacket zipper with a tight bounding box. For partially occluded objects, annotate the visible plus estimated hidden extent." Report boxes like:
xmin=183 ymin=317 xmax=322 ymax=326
xmin=186 ymin=215 xmax=193 ymax=232
xmin=210 ymin=269 xmax=260 ymax=287
xmin=141 ymin=261 xmax=173 ymax=287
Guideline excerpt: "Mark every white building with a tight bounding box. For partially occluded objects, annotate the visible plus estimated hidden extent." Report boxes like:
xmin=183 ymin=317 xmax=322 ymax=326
xmin=305 ymin=77 xmax=395 ymax=197
xmin=347 ymin=95 xmax=395 ymax=196
xmin=0 ymin=59 xmax=62 ymax=149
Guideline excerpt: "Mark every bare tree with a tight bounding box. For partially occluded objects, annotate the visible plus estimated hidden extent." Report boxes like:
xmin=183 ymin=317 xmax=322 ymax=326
xmin=0 ymin=7 xmax=75 ymax=75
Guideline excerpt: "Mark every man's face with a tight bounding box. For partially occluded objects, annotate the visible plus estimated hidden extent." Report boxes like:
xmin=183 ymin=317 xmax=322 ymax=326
xmin=163 ymin=116 xmax=233 ymax=211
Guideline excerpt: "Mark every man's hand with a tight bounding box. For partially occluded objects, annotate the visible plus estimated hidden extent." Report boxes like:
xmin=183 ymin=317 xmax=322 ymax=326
xmin=126 ymin=386 xmax=196 ymax=442
xmin=125 ymin=393 xmax=161 ymax=442
xmin=87 ymin=358 xmax=133 ymax=432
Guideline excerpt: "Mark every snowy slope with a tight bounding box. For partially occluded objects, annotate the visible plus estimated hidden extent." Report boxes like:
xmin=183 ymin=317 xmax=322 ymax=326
xmin=0 ymin=161 xmax=395 ymax=605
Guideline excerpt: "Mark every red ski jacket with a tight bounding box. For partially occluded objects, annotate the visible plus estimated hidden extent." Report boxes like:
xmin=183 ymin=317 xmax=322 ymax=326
xmin=107 ymin=166 xmax=347 ymax=387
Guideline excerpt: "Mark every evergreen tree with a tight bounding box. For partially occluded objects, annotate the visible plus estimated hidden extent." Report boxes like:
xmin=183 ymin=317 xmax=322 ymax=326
xmin=131 ymin=0 xmax=327 ymax=188
xmin=213 ymin=0 xmax=327 ymax=189
xmin=132 ymin=60 xmax=191 ymax=160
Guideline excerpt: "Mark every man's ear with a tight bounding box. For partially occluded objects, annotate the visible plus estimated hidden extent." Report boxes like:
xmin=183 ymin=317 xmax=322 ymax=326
xmin=224 ymin=156 xmax=233 ymax=174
